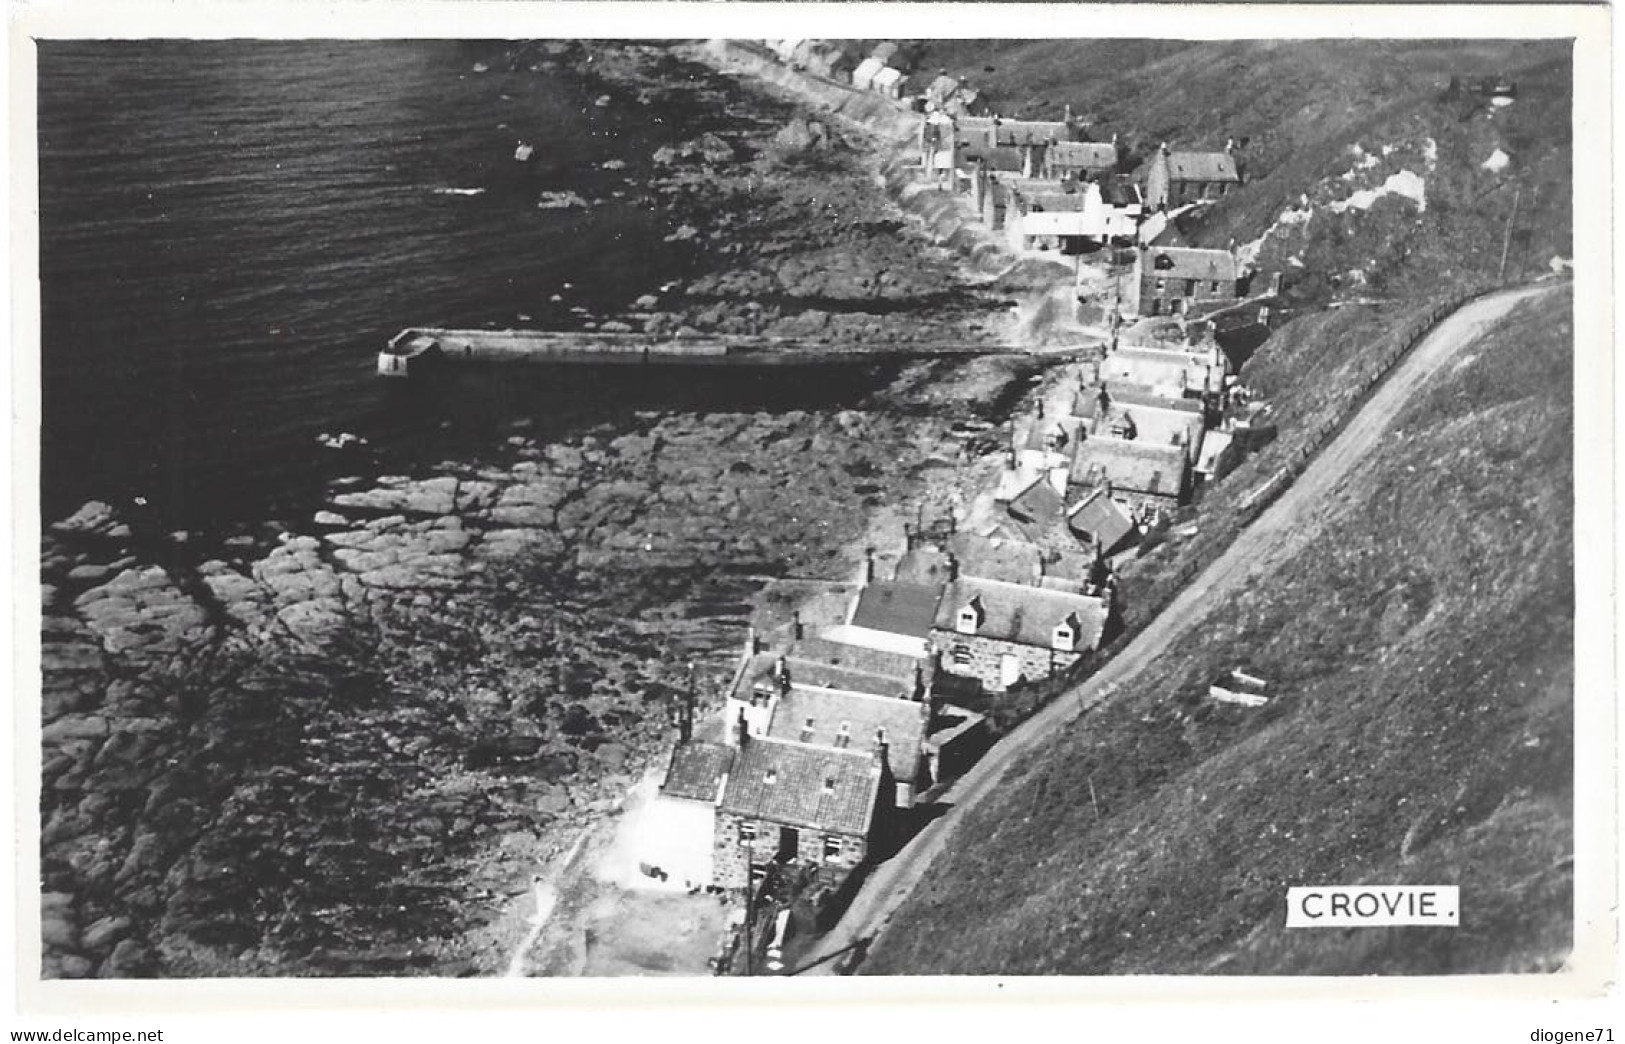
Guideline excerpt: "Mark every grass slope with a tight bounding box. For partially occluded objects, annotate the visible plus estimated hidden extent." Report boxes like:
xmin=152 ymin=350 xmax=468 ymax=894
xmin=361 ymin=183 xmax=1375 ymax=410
xmin=912 ymin=39 xmax=1571 ymax=297
xmin=865 ymin=288 xmax=1572 ymax=975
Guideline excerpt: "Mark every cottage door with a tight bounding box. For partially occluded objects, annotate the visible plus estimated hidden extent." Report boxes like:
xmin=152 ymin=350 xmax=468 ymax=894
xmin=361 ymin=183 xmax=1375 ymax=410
xmin=777 ymin=827 xmax=799 ymax=863
xmin=999 ymin=653 xmax=1022 ymax=689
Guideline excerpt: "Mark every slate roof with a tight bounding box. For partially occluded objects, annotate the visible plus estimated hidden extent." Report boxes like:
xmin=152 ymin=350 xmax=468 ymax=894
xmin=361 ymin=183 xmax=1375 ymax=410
xmin=997 ymin=119 xmax=1073 ymax=147
xmin=1166 ymin=151 xmax=1240 ymax=184
xmin=1017 ymin=191 xmax=1091 ymax=213
xmin=660 ymin=741 xmax=735 ymax=803
xmin=767 ymin=687 xmax=929 ymax=781
xmin=960 ymin=145 xmax=1026 ymax=172
xmin=1097 ymin=384 xmax=1204 ymax=413
xmin=1048 ymin=141 xmax=1118 ymax=171
xmin=1008 ymin=475 xmax=1066 ymax=524
xmin=1067 ymin=488 xmax=1136 ymax=553
xmin=1098 ymin=346 xmax=1218 ymax=391
xmin=1070 ymin=437 xmax=1190 ymax=498
xmin=1143 ymin=247 xmax=1238 ymax=283
xmin=780 ymin=657 xmax=915 ymax=700
xmin=850 ymin=581 xmax=944 ymax=641
xmin=1095 ymin=401 xmax=1206 ymax=458
xmin=790 ymin=635 xmax=925 ymax=685
xmin=934 ymin=575 xmax=1110 ymax=651
xmin=719 ymin=738 xmax=882 ymax=837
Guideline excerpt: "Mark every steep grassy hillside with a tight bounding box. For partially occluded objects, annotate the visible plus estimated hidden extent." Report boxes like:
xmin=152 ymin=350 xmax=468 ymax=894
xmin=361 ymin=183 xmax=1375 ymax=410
xmin=865 ymin=288 xmax=1572 ymax=975
xmin=914 ymin=39 xmax=1571 ymax=298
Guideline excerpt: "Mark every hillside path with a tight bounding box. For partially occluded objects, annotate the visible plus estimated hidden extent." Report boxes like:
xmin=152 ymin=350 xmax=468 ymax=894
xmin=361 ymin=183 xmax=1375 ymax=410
xmin=795 ymin=281 xmax=1560 ymax=975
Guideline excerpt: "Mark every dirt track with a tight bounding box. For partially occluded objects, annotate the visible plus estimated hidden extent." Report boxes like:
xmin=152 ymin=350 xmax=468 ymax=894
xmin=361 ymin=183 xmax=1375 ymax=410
xmin=797 ymin=281 xmax=1560 ymax=975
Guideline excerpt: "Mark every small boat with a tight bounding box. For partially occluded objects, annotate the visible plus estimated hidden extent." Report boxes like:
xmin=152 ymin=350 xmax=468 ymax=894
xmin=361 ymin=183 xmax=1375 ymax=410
xmin=514 ymin=141 xmax=535 ymax=162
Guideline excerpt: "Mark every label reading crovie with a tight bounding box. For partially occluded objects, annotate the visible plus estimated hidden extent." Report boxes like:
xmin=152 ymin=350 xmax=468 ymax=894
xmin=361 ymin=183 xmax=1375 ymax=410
xmin=1286 ymin=886 xmax=1459 ymax=927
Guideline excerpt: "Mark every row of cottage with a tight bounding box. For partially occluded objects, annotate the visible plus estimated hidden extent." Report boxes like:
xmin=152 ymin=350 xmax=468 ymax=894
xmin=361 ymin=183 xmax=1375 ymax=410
xmin=650 ymin=42 xmax=1259 ymax=901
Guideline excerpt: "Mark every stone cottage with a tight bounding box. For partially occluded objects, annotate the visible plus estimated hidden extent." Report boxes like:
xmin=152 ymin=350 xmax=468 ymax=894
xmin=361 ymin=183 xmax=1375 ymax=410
xmin=1127 ymin=245 xmax=1241 ymax=318
xmin=712 ymin=729 xmax=891 ymax=890
xmin=931 ymin=575 xmax=1110 ymax=693
xmin=1144 ymin=142 xmax=1242 ymax=210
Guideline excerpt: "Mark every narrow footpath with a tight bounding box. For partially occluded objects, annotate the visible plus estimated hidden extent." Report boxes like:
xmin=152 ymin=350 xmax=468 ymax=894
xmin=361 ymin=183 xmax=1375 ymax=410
xmin=797 ymin=281 xmax=1559 ymax=974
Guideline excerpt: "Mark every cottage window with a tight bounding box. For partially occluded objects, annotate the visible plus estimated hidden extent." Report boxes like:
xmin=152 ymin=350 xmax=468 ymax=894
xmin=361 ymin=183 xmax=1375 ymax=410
xmin=1185 ymin=279 xmax=1198 ymax=296
xmin=800 ymin=717 xmax=815 ymax=743
xmin=738 ymin=822 xmax=757 ymax=845
xmin=823 ymin=836 xmax=844 ymax=863
xmin=1154 ymin=277 xmax=1167 ymax=295
xmin=1210 ymin=280 xmax=1222 ymax=294
xmin=950 ymin=643 xmax=973 ymax=666
xmin=835 ymin=722 xmax=852 ymax=749
xmin=1053 ymin=623 xmax=1075 ymax=651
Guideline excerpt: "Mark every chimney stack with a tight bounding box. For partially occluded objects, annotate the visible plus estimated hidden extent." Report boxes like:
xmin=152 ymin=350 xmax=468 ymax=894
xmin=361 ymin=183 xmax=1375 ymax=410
xmin=946 ymin=552 xmax=960 ymax=581
xmin=735 ymin=708 xmax=750 ymax=747
xmin=747 ymin=625 xmax=761 ymax=655
xmin=680 ymin=677 xmax=695 ymax=744
xmin=791 ymin=610 xmax=804 ymax=641
xmin=864 ymin=547 xmax=876 ymax=584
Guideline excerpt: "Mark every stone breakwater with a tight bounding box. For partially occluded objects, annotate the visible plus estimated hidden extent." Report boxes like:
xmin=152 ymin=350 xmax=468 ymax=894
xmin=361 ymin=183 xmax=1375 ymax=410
xmin=39 ymin=391 xmax=1031 ymax=977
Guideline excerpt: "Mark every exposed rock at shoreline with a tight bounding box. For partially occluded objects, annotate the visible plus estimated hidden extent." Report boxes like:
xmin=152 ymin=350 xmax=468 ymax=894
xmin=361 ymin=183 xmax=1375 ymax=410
xmin=38 ymin=397 xmax=1009 ymax=977
xmin=37 ymin=40 xmax=1053 ymax=980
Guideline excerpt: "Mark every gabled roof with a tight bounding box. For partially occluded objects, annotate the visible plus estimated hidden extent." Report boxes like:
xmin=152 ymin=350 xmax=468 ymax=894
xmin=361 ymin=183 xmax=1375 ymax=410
xmin=1094 ymin=401 xmax=1206 ymax=458
xmin=872 ymin=67 xmax=906 ymax=90
xmin=960 ymin=145 xmax=1026 ymax=172
xmin=719 ymin=738 xmax=882 ymax=837
xmin=850 ymin=581 xmax=944 ymax=640
xmin=934 ymin=575 xmax=1110 ymax=651
xmin=896 ymin=531 xmax=1091 ymax=591
xmin=791 ymin=635 xmax=925 ymax=685
xmin=997 ymin=119 xmax=1073 ymax=147
xmin=1008 ymin=475 xmax=1066 ymax=524
xmin=1097 ymin=345 xmax=1222 ymax=393
xmin=1048 ymin=141 xmax=1118 ymax=171
xmin=781 ymin=658 xmax=916 ymax=701
xmin=1166 ymin=151 xmax=1239 ymax=184
xmin=1142 ymin=246 xmax=1238 ymax=283
xmin=1067 ymin=488 xmax=1136 ymax=553
xmin=1070 ymin=437 xmax=1190 ymax=498
xmin=852 ymin=57 xmax=885 ymax=87
xmin=660 ymin=741 xmax=735 ymax=803
xmin=767 ymin=687 xmax=930 ymax=782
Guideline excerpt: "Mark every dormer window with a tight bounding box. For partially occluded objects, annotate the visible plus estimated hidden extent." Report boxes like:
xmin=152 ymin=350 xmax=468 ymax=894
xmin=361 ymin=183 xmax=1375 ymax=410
xmin=956 ymin=595 xmax=986 ymax=635
xmin=764 ymin=769 xmax=778 ymax=785
xmin=823 ymin=776 xmax=837 ymax=794
xmin=1053 ymin=612 xmax=1083 ymax=652
xmin=800 ymin=717 xmax=815 ymax=743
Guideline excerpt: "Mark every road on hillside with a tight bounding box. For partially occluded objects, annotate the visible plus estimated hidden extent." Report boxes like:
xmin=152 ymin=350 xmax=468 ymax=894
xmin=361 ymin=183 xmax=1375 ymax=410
xmin=793 ymin=282 xmax=1560 ymax=976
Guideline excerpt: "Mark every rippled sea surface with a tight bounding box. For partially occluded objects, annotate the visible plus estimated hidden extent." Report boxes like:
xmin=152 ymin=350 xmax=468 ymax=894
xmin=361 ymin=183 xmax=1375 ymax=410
xmin=37 ymin=40 xmax=728 ymax=532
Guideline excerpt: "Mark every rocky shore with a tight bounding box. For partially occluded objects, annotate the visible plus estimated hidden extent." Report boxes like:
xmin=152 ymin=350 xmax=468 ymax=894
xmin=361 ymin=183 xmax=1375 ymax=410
xmin=38 ymin=41 xmax=1057 ymax=979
